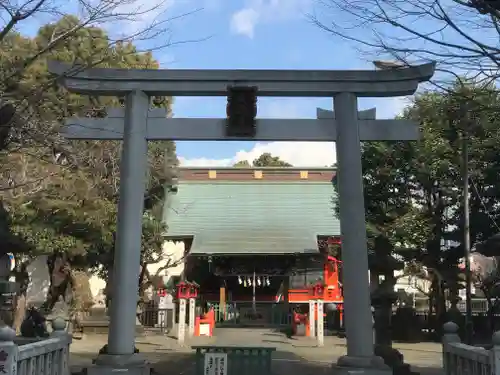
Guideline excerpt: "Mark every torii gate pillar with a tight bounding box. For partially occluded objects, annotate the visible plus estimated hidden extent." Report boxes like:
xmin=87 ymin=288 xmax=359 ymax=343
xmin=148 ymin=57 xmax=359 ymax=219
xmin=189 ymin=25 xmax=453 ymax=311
xmin=334 ymin=93 xmax=383 ymax=369
xmin=319 ymin=104 xmax=383 ymax=367
xmin=50 ymin=61 xmax=435 ymax=375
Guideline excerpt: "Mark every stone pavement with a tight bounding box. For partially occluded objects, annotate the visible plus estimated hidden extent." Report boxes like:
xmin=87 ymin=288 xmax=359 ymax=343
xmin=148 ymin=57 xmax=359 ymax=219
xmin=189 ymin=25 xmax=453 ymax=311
xmin=70 ymin=329 xmax=444 ymax=375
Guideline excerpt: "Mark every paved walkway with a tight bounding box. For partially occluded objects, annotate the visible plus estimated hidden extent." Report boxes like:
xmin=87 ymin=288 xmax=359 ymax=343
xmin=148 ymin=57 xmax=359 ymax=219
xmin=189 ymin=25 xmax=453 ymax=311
xmin=70 ymin=329 xmax=444 ymax=375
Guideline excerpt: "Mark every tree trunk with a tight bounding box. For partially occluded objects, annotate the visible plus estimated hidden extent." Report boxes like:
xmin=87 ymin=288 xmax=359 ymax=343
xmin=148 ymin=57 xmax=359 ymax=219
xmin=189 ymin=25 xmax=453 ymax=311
xmin=40 ymin=253 xmax=71 ymax=314
xmin=11 ymin=260 xmax=30 ymax=332
xmin=435 ymin=280 xmax=447 ymax=337
xmin=429 ymin=275 xmax=447 ymax=336
xmin=13 ymin=294 xmax=26 ymax=334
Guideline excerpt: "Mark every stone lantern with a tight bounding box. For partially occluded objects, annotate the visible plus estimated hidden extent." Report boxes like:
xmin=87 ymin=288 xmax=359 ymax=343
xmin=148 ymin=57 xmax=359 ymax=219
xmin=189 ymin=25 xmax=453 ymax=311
xmin=369 ymin=237 xmax=411 ymax=375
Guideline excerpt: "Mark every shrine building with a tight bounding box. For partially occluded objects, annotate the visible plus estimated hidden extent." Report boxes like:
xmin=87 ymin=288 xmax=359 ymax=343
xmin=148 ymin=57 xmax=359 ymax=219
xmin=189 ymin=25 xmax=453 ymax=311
xmin=162 ymin=167 xmax=343 ymax=325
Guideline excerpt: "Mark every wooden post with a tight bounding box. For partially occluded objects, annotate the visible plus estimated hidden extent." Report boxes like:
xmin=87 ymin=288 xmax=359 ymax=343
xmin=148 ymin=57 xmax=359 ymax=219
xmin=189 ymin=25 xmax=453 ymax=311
xmin=283 ymin=277 xmax=290 ymax=311
xmin=309 ymin=300 xmax=316 ymax=338
xmin=283 ymin=276 xmax=290 ymax=324
xmin=188 ymin=297 xmax=196 ymax=337
xmin=317 ymin=299 xmax=324 ymax=347
xmin=171 ymin=301 xmax=177 ymax=330
xmin=220 ymin=285 xmax=226 ymax=320
xmin=178 ymin=298 xmax=186 ymax=345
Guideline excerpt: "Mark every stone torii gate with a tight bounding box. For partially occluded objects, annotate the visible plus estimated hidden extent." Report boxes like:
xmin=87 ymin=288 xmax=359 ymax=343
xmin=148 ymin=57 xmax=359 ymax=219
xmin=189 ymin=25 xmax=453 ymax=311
xmin=49 ymin=61 xmax=435 ymax=375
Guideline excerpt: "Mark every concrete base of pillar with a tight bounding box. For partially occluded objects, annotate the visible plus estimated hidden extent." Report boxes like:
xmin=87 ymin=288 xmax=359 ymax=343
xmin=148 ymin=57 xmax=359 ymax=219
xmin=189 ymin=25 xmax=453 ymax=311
xmin=333 ymin=355 xmax=391 ymax=375
xmin=86 ymin=354 xmax=151 ymax=375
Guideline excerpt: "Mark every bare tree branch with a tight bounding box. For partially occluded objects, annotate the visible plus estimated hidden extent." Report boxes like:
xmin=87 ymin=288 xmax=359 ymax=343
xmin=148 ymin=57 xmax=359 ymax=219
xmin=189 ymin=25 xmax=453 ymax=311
xmin=311 ymin=0 xmax=500 ymax=87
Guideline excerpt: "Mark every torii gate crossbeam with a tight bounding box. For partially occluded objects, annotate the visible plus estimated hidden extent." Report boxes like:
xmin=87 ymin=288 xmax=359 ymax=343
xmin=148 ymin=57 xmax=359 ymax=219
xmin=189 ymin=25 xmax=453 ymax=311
xmin=49 ymin=61 xmax=435 ymax=375
xmin=63 ymin=111 xmax=419 ymax=141
xmin=49 ymin=61 xmax=434 ymax=97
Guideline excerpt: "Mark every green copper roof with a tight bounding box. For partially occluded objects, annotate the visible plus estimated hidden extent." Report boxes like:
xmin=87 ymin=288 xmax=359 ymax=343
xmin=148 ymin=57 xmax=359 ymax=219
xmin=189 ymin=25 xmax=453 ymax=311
xmin=163 ymin=181 xmax=340 ymax=255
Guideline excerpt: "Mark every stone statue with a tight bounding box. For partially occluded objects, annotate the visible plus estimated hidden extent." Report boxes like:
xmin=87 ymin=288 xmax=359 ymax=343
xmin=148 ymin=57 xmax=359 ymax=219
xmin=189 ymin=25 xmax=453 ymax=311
xmin=68 ymin=270 xmax=94 ymax=337
xmin=369 ymin=237 xmax=411 ymax=375
xmin=40 ymin=253 xmax=73 ymax=313
xmin=20 ymin=307 xmax=48 ymax=338
xmin=38 ymin=253 xmax=93 ymax=338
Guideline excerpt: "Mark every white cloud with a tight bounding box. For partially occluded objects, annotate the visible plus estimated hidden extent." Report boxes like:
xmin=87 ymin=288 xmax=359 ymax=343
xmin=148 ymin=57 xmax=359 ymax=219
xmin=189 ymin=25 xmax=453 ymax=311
xmin=178 ymin=95 xmax=413 ymax=168
xmin=230 ymin=8 xmax=260 ymax=38
xmin=180 ymin=142 xmax=336 ymax=167
xmin=179 ymin=156 xmax=233 ymax=166
xmin=234 ymin=142 xmax=336 ymax=166
xmin=14 ymin=0 xmax=176 ymax=38
xmin=230 ymin=0 xmax=310 ymax=38
xmin=365 ymin=96 xmax=411 ymax=119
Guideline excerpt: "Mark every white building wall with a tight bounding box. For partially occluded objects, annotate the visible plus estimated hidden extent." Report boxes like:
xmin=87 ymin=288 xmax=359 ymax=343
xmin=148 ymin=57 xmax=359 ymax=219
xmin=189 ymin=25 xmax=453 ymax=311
xmin=87 ymin=240 xmax=186 ymax=301
xmin=148 ymin=240 xmax=186 ymax=284
xmin=368 ymin=268 xmax=432 ymax=295
xmin=393 ymin=271 xmax=431 ymax=295
xmin=6 ymin=239 xmax=184 ymax=309
xmin=25 ymin=255 xmax=51 ymax=305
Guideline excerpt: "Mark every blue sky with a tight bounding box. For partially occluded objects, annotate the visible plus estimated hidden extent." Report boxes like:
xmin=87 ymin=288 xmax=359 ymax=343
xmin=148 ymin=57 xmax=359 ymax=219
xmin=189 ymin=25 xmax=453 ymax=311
xmin=156 ymin=0 xmax=413 ymax=166
xmin=12 ymin=0 xmax=492 ymax=166
xmin=167 ymin=0 xmax=414 ymax=166
xmin=15 ymin=0 xmax=418 ymax=167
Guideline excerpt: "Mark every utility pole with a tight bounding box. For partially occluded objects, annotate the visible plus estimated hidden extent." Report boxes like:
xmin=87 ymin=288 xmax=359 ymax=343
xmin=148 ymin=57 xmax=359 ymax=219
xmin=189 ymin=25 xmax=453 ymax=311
xmin=462 ymin=125 xmax=473 ymax=344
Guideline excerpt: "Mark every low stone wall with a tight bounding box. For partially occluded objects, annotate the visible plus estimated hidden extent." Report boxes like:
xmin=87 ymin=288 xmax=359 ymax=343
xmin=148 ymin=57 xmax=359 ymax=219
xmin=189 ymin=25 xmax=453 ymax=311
xmin=0 ymin=318 xmax=72 ymax=375
xmin=442 ymin=321 xmax=500 ymax=375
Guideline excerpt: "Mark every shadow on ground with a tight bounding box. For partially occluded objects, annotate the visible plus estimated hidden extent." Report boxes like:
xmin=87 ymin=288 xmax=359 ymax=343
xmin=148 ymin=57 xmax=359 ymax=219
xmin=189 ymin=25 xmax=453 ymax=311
xmin=72 ymin=350 xmax=330 ymax=375
xmin=71 ymin=352 xmax=196 ymax=375
xmin=71 ymin=350 xmax=444 ymax=375
xmin=70 ymin=330 xmax=444 ymax=375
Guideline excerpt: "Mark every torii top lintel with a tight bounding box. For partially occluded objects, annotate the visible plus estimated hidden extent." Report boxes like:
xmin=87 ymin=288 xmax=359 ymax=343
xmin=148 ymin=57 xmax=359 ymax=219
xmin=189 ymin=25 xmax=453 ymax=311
xmin=48 ymin=61 xmax=436 ymax=98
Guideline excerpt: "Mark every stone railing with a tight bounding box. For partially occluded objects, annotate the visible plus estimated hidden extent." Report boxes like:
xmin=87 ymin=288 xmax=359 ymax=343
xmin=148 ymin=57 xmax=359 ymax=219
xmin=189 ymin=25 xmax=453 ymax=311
xmin=442 ymin=321 xmax=500 ymax=375
xmin=0 ymin=317 xmax=72 ymax=375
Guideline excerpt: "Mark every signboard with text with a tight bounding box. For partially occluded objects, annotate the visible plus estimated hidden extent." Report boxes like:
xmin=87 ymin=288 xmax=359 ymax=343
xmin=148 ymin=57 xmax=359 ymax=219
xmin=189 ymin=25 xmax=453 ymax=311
xmin=204 ymin=353 xmax=228 ymax=375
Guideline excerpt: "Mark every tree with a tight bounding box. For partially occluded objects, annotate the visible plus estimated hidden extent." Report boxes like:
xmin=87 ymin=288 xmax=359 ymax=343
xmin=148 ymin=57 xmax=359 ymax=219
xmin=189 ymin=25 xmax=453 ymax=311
xmin=0 ymin=0 xmax=192 ymax=155
xmin=312 ymin=0 xmax=500 ymax=85
xmin=333 ymin=81 xmax=500 ymax=334
xmin=253 ymin=153 xmax=292 ymax=167
xmin=248 ymin=153 xmax=293 ymax=167
xmin=233 ymin=160 xmax=251 ymax=167
xmin=0 ymin=17 xmax=180 ymax=328
xmin=232 ymin=153 xmax=293 ymax=167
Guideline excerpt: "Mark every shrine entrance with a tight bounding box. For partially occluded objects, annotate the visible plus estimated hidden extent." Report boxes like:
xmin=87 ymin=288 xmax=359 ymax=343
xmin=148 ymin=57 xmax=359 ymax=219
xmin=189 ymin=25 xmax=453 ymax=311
xmin=186 ymin=252 xmax=323 ymax=328
xmin=169 ymin=167 xmax=343 ymax=329
xmin=49 ymin=61 xmax=435 ymax=374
